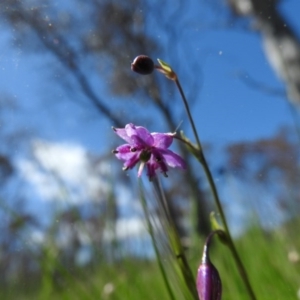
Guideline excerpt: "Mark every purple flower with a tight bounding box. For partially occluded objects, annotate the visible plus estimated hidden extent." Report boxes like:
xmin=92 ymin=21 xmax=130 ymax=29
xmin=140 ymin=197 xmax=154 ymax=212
xmin=112 ymin=123 xmax=186 ymax=180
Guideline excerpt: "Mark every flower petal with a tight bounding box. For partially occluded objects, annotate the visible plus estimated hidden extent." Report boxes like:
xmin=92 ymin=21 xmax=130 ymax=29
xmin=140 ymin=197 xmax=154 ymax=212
xmin=146 ymin=161 xmax=159 ymax=180
xmin=114 ymin=144 xmax=141 ymax=169
xmin=114 ymin=123 xmax=154 ymax=147
xmin=115 ymin=144 xmax=131 ymax=154
xmin=152 ymin=133 xmax=173 ymax=148
xmin=115 ymin=149 xmax=135 ymax=162
xmin=114 ymin=123 xmax=153 ymax=147
xmin=159 ymin=148 xmax=186 ymax=169
xmin=150 ymin=149 xmax=168 ymax=174
xmin=123 ymin=152 xmax=140 ymax=169
xmin=127 ymin=124 xmax=154 ymax=146
xmin=113 ymin=127 xmax=132 ymax=144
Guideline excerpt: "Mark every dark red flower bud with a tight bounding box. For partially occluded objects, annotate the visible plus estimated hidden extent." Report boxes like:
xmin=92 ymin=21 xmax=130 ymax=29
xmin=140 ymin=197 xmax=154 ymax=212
xmin=131 ymin=55 xmax=154 ymax=75
xmin=196 ymin=231 xmax=223 ymax=300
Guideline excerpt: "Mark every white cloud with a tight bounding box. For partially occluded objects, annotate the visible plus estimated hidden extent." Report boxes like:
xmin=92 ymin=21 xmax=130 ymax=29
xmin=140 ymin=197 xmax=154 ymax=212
xmin=103 ymin=215 xmax=163 ymax=241
xmin=33 ymin=140 xmax=88 ymax=182
xmin=115 ymin=217 xmax=147 ymax=239
xmin=18 ymin=139 xmax=111 ymax=204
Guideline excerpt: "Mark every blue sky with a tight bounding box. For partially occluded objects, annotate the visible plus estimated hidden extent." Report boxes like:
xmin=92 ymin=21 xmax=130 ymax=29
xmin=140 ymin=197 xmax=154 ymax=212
xmin=0 ymin=0 xmax=300 ymax=236
xmin=1 ymin=0 xmax=300 ymax=150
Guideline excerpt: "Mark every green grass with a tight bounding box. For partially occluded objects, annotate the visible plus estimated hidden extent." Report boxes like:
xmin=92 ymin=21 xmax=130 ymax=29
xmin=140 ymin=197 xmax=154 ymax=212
xmin=207 ymin=226 xmax=300 ymax=300
xmin=1 ymin=223 xmax=299 ymax=300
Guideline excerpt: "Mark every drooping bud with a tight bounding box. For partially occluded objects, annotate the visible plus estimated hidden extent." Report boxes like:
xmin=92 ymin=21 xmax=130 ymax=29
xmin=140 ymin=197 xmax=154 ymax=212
xmin=196 ymin=231 xmax=223 ymax=300
xmin=131 ymin=55 xmax=154 ymax=75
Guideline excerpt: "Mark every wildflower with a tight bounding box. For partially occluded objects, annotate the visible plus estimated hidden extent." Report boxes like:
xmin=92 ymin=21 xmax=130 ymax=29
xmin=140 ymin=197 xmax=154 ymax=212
xmin=112 ymin=123 xmax=186 ymax=180
xmin=197 ymin=231 xmax=222 ymax=300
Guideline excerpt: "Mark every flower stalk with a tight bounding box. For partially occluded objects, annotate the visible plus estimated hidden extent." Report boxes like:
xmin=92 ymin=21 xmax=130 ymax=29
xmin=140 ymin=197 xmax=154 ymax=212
xmin=153 ymin=56 xmax=257 ymax=300
xmin=170 ymin=67 xmax=257 ymax=300
xmin=130 ymin=55 xmax=257 ymax=300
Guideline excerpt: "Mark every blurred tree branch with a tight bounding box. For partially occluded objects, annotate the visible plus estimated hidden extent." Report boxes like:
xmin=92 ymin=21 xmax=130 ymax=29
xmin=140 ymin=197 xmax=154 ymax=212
xmin=226 ymin=0 xmax=300 ymax=107
xmin=1 ymin=0 xmax=211 ymax=242
xmin=225 ymin=127 xmax=300 ymax=217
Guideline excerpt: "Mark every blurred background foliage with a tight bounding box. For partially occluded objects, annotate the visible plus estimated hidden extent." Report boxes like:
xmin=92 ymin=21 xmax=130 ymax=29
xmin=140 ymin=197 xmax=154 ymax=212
xmin=0 ymin=0 xmax=300 ymax=299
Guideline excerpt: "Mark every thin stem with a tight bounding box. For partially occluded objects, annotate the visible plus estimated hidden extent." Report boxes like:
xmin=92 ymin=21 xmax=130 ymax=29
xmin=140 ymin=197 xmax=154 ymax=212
xmin=202 ymin=229 xmax=226 ymax=264
xmin=175 ymin=79 xmax=202 ymax=150
xmin=204 ymin=230 xmax=226 ymax=249
xmin=139 ymin=181 xmax=176 ymax=300
xmin=201 ymin=154 xmax=257 ymax=300
xmin=153 ymin=178 xmax=199 ymax=300
xmin=173 ymin=76 xmax=257 ymax=300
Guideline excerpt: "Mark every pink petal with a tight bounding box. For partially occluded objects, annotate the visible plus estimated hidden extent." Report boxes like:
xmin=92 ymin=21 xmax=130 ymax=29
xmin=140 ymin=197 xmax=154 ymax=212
xmin=146 ymin=161 xmax=159 ymax=180
xmin=115 ymin=144 xmax=140 ymax=169
xmin=152 ymin=133 xmax=173 ymax=149
xmin=113 ymin=127 xmax=132 ymax=144
xmin=123 ymin=152 xmax=140 ymax=169
xmin=159 ymin=149 xmax=186 ymax=169
xmin=115 ymin=150 xmax=136 ymax=161
xmin=115 ymin=144 xmax=131 ymax=154
xmin=128 ymin=125 xmax=154 ymax=146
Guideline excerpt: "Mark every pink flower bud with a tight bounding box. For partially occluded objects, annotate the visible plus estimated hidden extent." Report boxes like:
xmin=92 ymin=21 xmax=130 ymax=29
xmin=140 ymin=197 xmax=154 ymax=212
xmin=196 ymin=231 xmax=223 ymax=300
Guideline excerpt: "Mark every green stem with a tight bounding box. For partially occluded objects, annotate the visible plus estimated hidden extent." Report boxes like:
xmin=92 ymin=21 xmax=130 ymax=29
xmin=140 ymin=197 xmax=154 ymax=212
xmin=173 ymin=77 xmax=257 ymax=300
xmin=175 ymin=79 xmax=202 ymax=150
xmin=200 ymin=152 xmax=257 ymax=300
xmin=153 ymin=178 xmax=199 ymax=300
xmin=139 ymin=180 xmax=176 ymax=300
